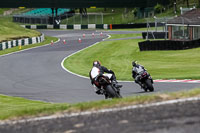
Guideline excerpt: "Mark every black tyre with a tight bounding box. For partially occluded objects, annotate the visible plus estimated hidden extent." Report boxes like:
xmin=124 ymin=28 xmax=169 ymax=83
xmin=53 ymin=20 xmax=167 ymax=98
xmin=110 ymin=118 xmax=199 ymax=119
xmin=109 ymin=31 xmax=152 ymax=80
xmin=145 ymin=79 xmax=154 ymax=92
xmin=117 ymin=91 xmax=123 ymax=98
xmin=106 ymin=85 xmax=121 ymax=98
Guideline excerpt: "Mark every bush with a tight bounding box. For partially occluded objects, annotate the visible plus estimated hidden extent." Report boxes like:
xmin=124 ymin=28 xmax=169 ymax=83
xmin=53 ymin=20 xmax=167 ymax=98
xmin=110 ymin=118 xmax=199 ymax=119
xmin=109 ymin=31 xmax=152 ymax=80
xmin=154 ymin=4 xmax=164 ymax=13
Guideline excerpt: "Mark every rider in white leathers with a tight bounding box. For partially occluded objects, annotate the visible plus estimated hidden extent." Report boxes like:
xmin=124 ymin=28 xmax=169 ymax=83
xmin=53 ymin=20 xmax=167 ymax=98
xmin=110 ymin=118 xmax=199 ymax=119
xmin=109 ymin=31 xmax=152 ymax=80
xmin=89 ymin=61 xmax=122 ymax=95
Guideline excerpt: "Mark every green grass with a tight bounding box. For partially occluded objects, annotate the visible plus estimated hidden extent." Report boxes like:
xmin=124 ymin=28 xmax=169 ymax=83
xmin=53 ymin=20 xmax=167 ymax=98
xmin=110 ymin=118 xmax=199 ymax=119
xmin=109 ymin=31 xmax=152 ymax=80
xmin=0 ymin=36 xmax=58 ymax=55
xmin=0 ymin=17 xmax=40 ymax=42
xmin=1 ymin=88 xmax=200 ymax=120
xmin=108 ymin=33 xmax=142 ymax=39
xmin=63 ymin=34 xmax=200 ymax=80
xmin=70 ymin=88 xmax=200 ymax=112
xmin=0 ymin=8 xmax=10 ymax=14
xmin=0 ymin=94 xmax=69 ymax=120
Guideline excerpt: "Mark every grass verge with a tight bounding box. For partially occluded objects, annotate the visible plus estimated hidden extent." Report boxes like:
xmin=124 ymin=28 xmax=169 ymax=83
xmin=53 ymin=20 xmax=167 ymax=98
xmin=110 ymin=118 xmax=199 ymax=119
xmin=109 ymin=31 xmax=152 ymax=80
xmin=108 ymin=33 xmax=142 ymax=39
xmin=0 ymin=17 xmax=40 ymax=42
xmin=69 ymin=88 xmax=200 ymax=112
xmin=63 ymin=34 xmax=200 ymax=80
xmin=0 ymin=94 xmax=69 ymax=120
xmin=0 ymin=36 xmax=58 ymax=56
xmin=1 ymin=88 xmax=200 ymax=120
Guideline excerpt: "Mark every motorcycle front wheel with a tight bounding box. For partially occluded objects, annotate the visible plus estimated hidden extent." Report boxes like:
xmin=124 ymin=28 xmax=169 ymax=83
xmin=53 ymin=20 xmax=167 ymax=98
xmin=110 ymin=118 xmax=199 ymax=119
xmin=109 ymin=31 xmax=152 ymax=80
xmin=145 ymin=79 xmax=154 ymax=92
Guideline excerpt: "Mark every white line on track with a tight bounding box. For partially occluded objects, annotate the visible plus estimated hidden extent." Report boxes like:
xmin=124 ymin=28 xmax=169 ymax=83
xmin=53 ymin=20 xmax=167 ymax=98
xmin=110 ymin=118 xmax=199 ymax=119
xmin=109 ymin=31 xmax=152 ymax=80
xmin=0 ymin=97 xmax=200 ymax=125
xmin=61 ymin=34 xmax=111 ymax=79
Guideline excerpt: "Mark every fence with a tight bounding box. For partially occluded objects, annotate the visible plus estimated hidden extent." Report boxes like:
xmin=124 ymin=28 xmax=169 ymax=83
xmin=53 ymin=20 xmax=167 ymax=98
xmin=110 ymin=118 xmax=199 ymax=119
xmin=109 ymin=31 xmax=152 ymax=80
xmin=11 ymin=12 xmax=137 ymax=25
xmin=61 ymin=13 xmax=104 ymax=25
xmin=12 ymin=13 xmax=104 ymax=25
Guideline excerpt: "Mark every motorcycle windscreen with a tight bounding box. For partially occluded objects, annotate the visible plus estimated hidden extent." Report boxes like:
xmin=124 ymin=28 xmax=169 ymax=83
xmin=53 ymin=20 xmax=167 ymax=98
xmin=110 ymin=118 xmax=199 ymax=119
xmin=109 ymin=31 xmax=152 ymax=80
xmin=91 ymin=67 xmax=100 ymax=78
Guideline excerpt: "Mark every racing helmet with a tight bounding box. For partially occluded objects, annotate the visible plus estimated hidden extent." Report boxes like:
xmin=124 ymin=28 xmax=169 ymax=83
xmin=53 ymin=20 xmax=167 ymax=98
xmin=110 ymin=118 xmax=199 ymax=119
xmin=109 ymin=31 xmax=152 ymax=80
xmin=132 ymin=61 xmax=137 ymax=66
xmin=93 ymin=60 xmax=101 ymax=67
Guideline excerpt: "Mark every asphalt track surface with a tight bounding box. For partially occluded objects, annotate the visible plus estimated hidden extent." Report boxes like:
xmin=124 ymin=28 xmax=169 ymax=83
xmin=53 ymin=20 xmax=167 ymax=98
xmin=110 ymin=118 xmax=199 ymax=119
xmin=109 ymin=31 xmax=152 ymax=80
xmin=0 ymin=30 xmax=200 ymax=103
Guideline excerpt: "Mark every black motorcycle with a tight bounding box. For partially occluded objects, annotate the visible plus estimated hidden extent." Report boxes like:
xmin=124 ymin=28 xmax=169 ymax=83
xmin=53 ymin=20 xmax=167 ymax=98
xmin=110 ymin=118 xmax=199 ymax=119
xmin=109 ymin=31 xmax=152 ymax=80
xmin=137 ymin=71 xmax=154 ymax=92
xmin=94 ymin=75 xmax=122 ymax=99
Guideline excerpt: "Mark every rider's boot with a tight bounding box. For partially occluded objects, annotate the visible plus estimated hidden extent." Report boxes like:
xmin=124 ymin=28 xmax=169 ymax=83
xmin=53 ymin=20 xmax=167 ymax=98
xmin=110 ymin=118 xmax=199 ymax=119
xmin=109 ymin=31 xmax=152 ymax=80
xmin=135 ymin=76 xmax=144 ymax=88
xmin=113 ymin=80 xmax=123 ymax=89
xmin=111 ymin=74 xmax=123 ymax=90
xmin=105 ymin=94 xmax=109 ymax=99
xmin=95 ymin=87 xmax=104 ymax=95
xmin=136 ymin=81 xmax=144 ymax=89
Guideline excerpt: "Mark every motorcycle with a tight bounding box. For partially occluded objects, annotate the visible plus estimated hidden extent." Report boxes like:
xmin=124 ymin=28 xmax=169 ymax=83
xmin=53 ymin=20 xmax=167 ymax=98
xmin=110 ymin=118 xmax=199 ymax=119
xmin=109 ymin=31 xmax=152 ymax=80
xmin=137 ymin=70 xmax=154 ymax=92
xmin=94 ymin=75 xmax=122 ymax=99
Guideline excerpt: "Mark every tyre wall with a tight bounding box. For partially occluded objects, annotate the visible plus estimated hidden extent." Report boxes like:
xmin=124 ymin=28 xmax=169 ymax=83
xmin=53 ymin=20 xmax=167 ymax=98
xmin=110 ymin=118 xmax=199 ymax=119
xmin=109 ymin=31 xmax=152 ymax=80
xmin=142 ymin=32 xmax=168 ymax=39
xmin=138 ymin=39 xmax=200 ymax=51
xmin=0 ymin=34 xmax=44 ymax=51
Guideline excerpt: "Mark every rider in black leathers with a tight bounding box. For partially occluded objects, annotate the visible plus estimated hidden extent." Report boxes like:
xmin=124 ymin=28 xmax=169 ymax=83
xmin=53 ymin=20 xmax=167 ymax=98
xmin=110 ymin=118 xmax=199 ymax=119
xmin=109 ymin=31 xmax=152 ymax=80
xmin=132 ymin=61 xmax=146 ymax=87
xmin=89 ymin=60 xmax=122 ymax=95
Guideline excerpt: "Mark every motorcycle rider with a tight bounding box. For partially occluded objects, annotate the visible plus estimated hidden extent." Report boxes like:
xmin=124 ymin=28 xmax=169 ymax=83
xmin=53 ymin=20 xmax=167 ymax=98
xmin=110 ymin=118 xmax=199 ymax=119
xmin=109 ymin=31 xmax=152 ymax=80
xmin=132 ymin=61 xmax=146 ymax=88
xmin=89 ymin=60 xmax=122 ymax=95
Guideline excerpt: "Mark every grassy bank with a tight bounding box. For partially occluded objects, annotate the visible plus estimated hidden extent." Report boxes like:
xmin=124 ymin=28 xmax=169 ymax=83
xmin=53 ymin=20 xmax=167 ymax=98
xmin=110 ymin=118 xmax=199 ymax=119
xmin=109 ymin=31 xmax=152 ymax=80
xmin=1 ymin=88 xmax=200 ymax=120
xmin=0 ymin=17 xmax=40 ymax=42
xmin=63 ymin=34 xmax=200 ymax=80
xmin=69 ymin=88 xmax=200 ymax=112
xmin=108 ymin=33 xmax=142 ymax=39
xmin=0 ymin=94 xmax=69 ymax=120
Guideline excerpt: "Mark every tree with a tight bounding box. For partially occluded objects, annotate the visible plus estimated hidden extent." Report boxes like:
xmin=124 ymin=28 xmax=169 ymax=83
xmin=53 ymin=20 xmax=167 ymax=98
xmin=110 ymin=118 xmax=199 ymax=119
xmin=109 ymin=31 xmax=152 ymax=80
xmin=184 ymin=0 xmax=189 ymax=7
xmin=154 ymin=3 xmax=164 ymax=13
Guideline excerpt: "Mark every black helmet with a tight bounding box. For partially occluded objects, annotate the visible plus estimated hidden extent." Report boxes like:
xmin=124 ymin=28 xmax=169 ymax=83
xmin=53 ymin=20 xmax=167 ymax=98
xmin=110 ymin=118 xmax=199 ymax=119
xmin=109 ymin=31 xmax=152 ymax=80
xmin=93 ymin=60 xmax=101 ymax=67
xmin=132 ymin=61 xmax=137 ymax=66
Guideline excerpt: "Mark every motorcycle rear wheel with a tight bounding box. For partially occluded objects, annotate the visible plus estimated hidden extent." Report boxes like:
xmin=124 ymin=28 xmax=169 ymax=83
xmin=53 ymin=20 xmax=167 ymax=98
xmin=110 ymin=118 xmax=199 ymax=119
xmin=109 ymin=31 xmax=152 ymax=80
xmin=106 ymin=85 xmax=121 ymax=98
xmin=145 ymin=79 xmax=154 ymax=92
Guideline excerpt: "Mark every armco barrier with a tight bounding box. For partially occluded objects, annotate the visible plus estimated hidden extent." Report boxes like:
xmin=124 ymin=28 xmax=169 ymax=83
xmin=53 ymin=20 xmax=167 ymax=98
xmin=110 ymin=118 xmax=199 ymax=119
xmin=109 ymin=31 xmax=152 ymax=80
xmin=21 ymin=23 xmax=164 ymax=30
xmin=138 ymin=39 xmax=200 ymax=51
xmin=22 ymin=24 xmax=107 ymax=29
xmin=0 ymin=34 xmax=44 ymax=51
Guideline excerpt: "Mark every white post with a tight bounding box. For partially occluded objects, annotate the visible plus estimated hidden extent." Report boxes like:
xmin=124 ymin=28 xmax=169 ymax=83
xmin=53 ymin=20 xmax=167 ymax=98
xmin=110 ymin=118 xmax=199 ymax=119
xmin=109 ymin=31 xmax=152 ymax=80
xmin=102 ymin=13 xmax=103 ymax=24
xmin=88 ymin=14 xmax=89 ymax=24
xmin=81 ymin=14 xmax=82 ymax=24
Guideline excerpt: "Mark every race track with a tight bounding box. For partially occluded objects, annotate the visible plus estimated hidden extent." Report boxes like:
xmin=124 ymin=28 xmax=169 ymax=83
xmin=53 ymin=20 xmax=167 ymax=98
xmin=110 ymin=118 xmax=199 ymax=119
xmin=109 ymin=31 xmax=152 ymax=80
xmin=0 ymin=30 xmax=200 ymax=103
